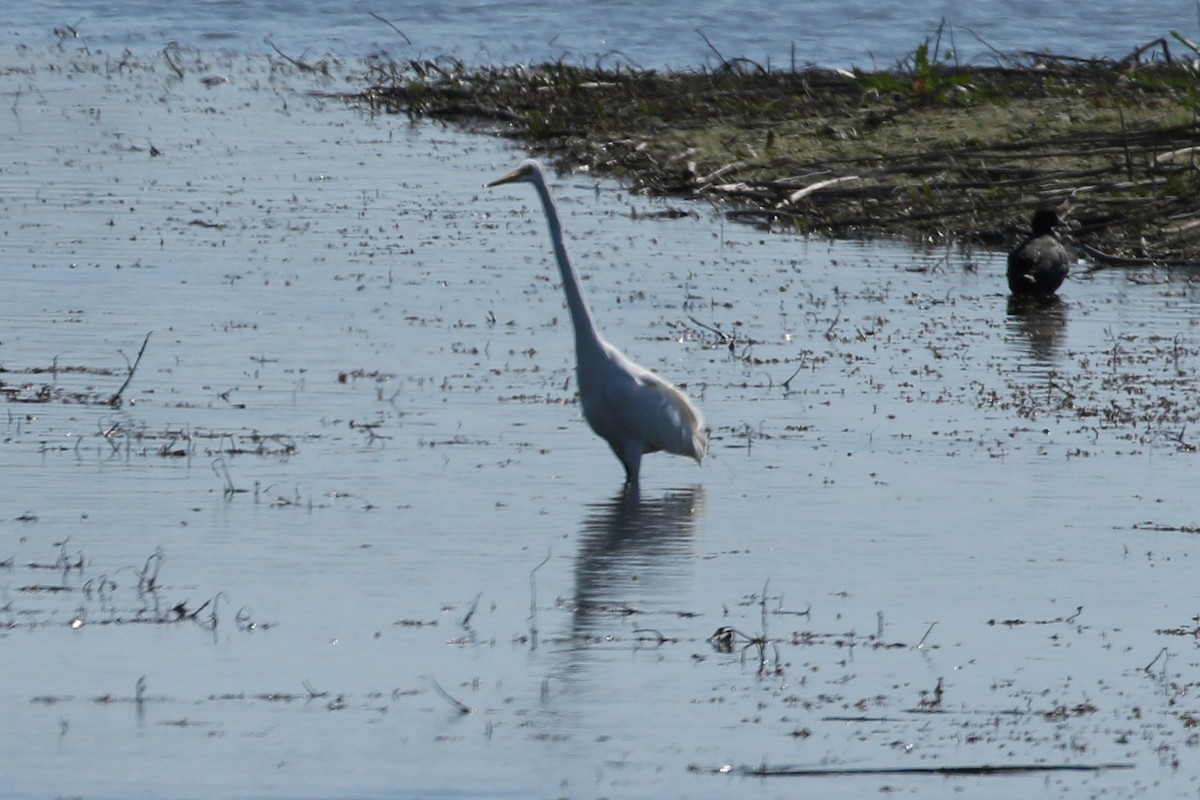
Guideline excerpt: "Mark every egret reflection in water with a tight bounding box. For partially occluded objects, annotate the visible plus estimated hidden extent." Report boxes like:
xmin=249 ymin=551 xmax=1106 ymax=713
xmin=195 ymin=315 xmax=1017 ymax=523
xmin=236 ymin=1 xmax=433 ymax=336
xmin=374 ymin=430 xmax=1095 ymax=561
xmin=535 ymin=487 xmax=705 ymax=751
xmin=570 ymin=486 xmax=706 ymax=641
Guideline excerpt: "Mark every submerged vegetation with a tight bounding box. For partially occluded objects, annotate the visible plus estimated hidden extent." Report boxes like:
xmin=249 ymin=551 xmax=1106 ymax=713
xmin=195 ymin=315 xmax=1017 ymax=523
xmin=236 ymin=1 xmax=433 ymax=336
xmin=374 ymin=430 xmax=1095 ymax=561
xmin=347 ymin=31 xmax=1200 ymax=263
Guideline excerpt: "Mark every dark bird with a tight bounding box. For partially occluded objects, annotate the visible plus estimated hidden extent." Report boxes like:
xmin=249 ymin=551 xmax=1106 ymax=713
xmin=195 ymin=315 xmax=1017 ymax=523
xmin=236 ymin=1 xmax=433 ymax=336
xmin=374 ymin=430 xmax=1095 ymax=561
xmin=1007 ymin=208 xmax=1069 ymax=297
xmin=487 ymin=159 xmax=707 ymax=486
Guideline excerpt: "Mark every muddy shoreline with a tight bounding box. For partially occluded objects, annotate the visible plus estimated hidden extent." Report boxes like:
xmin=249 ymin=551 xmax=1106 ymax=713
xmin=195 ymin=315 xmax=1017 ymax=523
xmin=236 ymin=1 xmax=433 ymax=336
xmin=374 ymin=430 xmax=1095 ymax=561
xmin=347 ymin=36 xmax=1200 ymax=263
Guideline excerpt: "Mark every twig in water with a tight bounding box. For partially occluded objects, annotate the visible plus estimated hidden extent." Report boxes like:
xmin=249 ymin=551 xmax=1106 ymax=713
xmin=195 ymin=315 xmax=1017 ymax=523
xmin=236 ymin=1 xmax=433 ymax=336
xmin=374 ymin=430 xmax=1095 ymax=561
xmin=1169 ymin=425 xmax=1198 ymax=452
xmin=528 ymin=549 xmax=550 ymax=650
xmin=915 ymin=621 xmax=938 ymax=650
xmin=54 ymin=537 xmax=83 ymax=572
xmin=198 ymin=591 xmax=226 ymax=631
xmin=368 ymin=11 xmax=412 ymax=44
xmin=633 ymin=627 xmax=676 ymax=645
xmin=52 ymin=20 xmax=88 ymax=51
xmin=781 ymin=363 xmax=803 ymax=391
xmin=760 ymin=579 xmax=771 ymax=634
xmin=212 ymin=457 xmax=245 ymax=497
xmin=423 ymin=676 xmax=473 ymax=715
xmin=773 ymin=598 xmax=811 ymax=618
xmin=138 ymin=547 xmax=164 ymax=594
xmin=264 ymin=39 xmax=318 ymax=72
xmin=235 ymin=606 xmax=257 ymax=632
xmin=460 ymin=592 xmax=482 ymax=629
xmin=825 ymin=311 xmax=841 ymax=340
xmin=162 ymin=45 xmax=185 ymax=79
xmin=687 ymin=314 xmax=733 ymax=345
xmin=1104 ymin=326 xmax=1122 ymax=370
xmin=917 ymin=676 xmax=945 ymax=709
xmin=109 ymin=331 xmax=152 ymax=407
xmin=780 ymin=353 xmax=809 ymax=392
xmin=1143 ymin=646 xmax=1169 ymax=674
xmin=707 ymin=761 xmax=1136 ymax=777
xmin=135 ymin=675 xmax=147 ymax=719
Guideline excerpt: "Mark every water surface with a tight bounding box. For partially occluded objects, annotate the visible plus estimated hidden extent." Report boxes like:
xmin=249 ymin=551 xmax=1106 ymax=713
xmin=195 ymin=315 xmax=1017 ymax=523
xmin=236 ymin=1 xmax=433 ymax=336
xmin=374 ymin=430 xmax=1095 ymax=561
xmin=2 ymin=45 xmax=1200 ymax=800
xmin=5 ymin=0 xmax=1195 ymax=68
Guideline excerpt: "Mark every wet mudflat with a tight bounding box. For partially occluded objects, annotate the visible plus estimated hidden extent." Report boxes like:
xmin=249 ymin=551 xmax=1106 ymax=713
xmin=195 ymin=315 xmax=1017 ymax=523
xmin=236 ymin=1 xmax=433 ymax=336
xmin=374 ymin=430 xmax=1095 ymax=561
xmin=2 ymin=47 xmax=1200 ymax=799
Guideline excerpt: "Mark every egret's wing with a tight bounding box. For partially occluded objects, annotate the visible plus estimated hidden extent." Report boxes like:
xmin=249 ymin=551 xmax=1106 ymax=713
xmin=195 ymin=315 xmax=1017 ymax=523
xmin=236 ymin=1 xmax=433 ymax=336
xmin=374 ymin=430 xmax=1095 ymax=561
xmin=586 ymin=352 xmax=707 ymax=462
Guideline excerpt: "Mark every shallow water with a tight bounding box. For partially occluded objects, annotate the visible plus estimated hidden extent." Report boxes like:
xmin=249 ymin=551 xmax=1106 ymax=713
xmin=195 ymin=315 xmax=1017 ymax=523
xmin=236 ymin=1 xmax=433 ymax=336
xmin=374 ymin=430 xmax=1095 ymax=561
xmin=3 ymin=47 xmax=1200 ymax=800
xmin=6 ymin=0 xmax=1197 ymax=68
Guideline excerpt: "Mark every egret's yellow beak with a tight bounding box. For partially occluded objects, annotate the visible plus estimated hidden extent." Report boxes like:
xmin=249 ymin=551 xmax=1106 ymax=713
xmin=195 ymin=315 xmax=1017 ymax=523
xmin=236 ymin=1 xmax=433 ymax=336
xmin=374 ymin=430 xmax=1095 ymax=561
xmin=486 ymin=166 xmax=527 ymax=188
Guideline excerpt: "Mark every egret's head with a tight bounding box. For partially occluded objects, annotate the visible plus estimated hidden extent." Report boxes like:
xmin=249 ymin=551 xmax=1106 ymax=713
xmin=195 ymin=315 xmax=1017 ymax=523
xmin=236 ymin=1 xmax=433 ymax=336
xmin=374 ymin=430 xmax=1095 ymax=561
xmin=486 ymin=159 xmax=540 ymax=188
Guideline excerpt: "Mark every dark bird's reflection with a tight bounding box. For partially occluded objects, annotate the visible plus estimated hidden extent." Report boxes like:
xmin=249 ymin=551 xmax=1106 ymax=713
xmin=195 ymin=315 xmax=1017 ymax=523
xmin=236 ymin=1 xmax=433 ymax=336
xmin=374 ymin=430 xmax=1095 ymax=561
xmin=1006 ymin=295 xmax=1068 ymax=365
xmin=570 ymin=485 xmax=705 ymax=643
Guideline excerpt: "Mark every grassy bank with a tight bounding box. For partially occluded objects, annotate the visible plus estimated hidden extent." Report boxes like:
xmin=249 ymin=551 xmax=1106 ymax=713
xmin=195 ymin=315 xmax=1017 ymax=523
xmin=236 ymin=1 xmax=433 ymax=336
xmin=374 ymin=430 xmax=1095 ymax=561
xmin=347 ymin=34 xmax=1200 ymax=263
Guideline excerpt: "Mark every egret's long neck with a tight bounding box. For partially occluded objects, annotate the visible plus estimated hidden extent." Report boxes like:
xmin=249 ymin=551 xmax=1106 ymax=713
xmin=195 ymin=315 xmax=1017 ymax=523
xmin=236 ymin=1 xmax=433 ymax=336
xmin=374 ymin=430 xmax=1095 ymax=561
xmin=529 ymin=174 xmax=605 ymax=357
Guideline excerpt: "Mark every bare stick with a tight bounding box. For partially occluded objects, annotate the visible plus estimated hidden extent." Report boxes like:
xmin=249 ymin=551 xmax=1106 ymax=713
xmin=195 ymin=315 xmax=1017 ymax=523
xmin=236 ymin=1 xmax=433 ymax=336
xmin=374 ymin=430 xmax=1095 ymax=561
xmin=780 ymin=353 xmax=809 ymax=391
xmin=201 ymin=591 xmax=227 ymax=631
xmin=135 ymin=675 xmax=147 ymax=719
xmin=1143 ymin=646 xmax=1169 ymax=673
xmin=138 ymin=547 xmax=164 ymax=594
xmin=914 ymin=621 xmax=937 ymax=650
xmin=824 ymin=311 xmax=841 ymax=341
xmin=760 ymin=579 xmax=770 ymax=634
xmin=368 ymin=12 xmax=412 ymax=44
xmin=265 ymin=39 xmax=316 ymax=72
xmin=212 ymin=457 xmax=243 ymax=496
xmin=688 ymin=314 xmax=733 ymax=344
xmin=424 ymin=676 xmax=473 ymax=714
xmin=691 ymin=28 xmax=724 ymax=66
xmin=713 ymin=761 xmax=1135 ymax=777
xmin=110 ymin=331 xmax=152 ymax=407
xmin=460 ymin=592 xmax=482 ymax=629
xmin=777 ymin=175 xmax=860 ymax=208
xmin=633 ymin=627 xmax=674 ymax=645
xmin=528 ymin=550 xmax=551 ymax=650
xmin=162 ymin=45 xmax=184 ymax=79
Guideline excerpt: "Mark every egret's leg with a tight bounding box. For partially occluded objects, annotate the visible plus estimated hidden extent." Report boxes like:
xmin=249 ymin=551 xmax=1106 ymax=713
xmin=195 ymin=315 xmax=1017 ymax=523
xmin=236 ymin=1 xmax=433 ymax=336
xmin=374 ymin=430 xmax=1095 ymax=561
xmin=613 ymin=440 xmax=642 ymax=486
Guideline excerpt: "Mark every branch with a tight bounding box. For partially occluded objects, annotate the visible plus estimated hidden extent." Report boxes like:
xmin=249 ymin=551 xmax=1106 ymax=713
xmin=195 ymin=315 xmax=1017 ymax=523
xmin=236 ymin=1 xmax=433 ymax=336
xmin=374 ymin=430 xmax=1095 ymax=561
xmin=109 ymin=331 xmax=152 ymax=408
xmin=368 ymin=12 xmax=412 ymax=44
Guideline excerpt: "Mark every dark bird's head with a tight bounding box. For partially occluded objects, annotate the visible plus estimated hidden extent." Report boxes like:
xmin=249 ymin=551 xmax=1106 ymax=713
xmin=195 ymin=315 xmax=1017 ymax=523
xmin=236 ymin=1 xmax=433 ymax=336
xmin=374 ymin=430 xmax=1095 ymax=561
xmin=1030 ymin=207 xmax=1061 ymax=236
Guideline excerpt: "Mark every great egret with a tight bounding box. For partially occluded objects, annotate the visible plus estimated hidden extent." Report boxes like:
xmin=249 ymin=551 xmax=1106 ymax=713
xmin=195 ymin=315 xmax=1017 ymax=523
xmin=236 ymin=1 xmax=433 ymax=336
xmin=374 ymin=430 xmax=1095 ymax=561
xmin=487 ymin=159 xmax=707 ymax=485
xmin=1007 ymin=208 xmax=1069 ymax=297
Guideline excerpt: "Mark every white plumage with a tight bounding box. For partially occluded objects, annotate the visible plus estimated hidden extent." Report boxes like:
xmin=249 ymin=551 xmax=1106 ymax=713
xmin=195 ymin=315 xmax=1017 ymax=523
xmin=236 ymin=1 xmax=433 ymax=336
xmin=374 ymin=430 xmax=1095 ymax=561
xmin=488 ymin=159 xmax=707 ymax=485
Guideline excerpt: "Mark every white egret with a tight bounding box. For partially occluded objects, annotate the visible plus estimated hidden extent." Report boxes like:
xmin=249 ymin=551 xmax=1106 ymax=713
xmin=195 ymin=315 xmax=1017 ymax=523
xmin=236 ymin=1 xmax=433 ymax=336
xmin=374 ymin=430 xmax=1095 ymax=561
xmin=487 ymin=159 xmax=707 ymax=485
xmin=1007 ymin=208 xmax=1069 ymax=297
